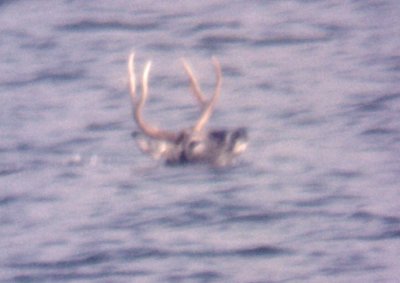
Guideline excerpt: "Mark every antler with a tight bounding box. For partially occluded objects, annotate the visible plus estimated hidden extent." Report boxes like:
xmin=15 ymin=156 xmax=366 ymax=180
xmin=128 ymin=53 xmax=178 ymax=142
xmin=181 ymin=58 xmax=208 ymax=106
xmin=192 ymin=57 xmax=222 ymax=132
xmin=128 ymin=53 xmax=222 ymax=140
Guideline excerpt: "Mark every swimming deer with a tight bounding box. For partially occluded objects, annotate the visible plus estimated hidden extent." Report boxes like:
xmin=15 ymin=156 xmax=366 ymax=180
xmin=128 ymin=52 xmax=248 ymax=166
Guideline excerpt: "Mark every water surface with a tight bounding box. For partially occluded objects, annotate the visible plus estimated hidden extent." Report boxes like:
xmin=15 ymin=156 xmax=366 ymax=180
xmin=1 ymin=1 xmax=399 ymax=282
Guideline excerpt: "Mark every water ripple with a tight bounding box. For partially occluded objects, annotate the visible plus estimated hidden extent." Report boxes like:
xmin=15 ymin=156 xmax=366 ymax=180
xmin=12 ymin=270 xmax=149 ymax=283
xmin=57 ymin=19 xmax=161 ymax=32
xmin=356 ymin=92 xmax=400 ymax=112
xmin=118 ymin=245 xmax=289 ymax=260
xmin=9 ymin=253 xmax=109 ymax=269
xmin=188 ymin=20 xmax=241 ymax=33
xmin=85 ymin=121 xmax=123 ymax=132
xmin=0 ymin=163 xmax=24 ymax=176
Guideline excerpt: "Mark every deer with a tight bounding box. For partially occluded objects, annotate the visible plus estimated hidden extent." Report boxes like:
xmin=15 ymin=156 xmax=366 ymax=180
xmin=127 ymin=52 xmax=248 ymax=167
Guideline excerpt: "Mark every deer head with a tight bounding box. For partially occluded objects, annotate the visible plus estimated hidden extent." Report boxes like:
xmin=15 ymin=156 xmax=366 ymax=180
xmin=128 ymin=53 xmax=247 ymax=166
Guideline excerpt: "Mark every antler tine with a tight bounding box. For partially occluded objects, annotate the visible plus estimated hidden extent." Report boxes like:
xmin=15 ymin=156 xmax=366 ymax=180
xmin=128 ymin=53 xmax=178 ymax=142
xmin=181 ymin=58 xmax=207 ymax=106
xmin=192 ymin=57 xmax=222 ymax=132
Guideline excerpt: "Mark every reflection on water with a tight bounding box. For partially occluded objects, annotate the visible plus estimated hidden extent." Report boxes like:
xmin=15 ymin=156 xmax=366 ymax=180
xmin=1 ymin=0 xmax=399 ymax=282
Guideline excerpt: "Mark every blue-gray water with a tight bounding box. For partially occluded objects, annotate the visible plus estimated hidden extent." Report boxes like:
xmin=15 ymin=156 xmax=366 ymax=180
xmin=1 ymin=1 xmax=400 ymax=282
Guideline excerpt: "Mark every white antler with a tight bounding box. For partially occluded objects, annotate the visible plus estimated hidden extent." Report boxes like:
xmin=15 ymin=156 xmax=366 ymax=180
xmin=128 ymin=53 xmax=178 ymax=142
xmin=128 ymin=53 xmax=222 ymax=140
xmin=192 ymin=57 xmax=222 ymax=132
xmin=181 ymin=58 xmax=208 ymax=106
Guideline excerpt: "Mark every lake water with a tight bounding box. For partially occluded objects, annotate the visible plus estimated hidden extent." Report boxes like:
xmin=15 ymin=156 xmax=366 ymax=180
xmin=1 ymin=0 xmax=399 ymax=282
